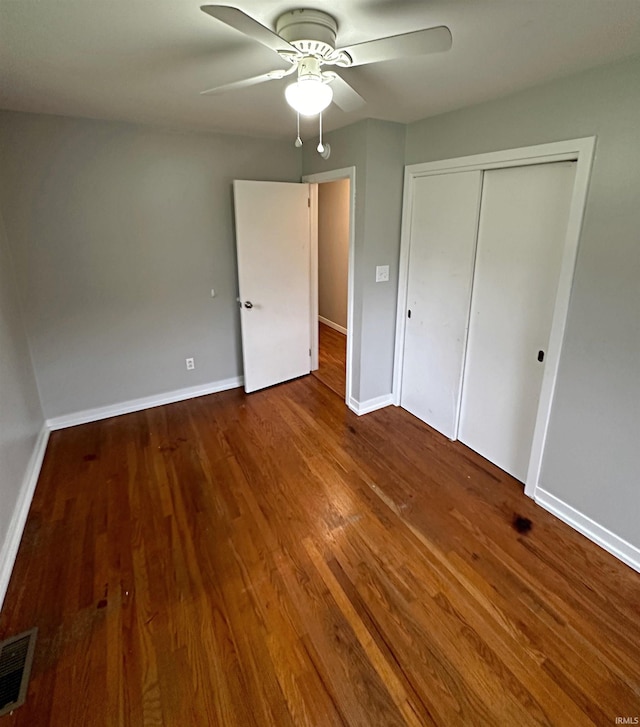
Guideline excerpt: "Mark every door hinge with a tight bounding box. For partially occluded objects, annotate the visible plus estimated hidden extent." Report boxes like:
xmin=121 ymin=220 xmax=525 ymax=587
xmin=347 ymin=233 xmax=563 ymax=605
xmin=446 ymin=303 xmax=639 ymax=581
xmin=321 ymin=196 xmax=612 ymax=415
xmin=407 ymin=309 xmax=412 ymax=318
xmin=309 ymin=348 xmax=311 ymax=356
xmin=308 ymin=197 xmax=311 ymax=207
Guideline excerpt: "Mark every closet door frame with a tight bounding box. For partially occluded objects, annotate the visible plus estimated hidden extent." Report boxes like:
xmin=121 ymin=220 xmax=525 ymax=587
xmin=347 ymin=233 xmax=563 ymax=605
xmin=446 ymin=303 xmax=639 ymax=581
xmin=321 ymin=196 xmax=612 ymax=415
xmin=393 ymin=137 xmax=596 ymax=500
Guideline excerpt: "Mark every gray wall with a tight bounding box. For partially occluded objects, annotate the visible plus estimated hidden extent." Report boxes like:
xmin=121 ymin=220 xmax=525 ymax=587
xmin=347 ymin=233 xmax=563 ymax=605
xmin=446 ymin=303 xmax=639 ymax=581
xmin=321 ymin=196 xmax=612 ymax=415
xmin=406 ymin=55 xmax=640 ymax=549
xmin=0 ymin=210 xmax=44 ymax=576
xmin=303 ymin=119 xmax=405 ymax=403
xmin=359 ymin=121 xmax=406 ymax=402
xmin=0 ymin=112 xmax=301 ymax=419
xmin=318 ymin=179 xmax=349 ymax=330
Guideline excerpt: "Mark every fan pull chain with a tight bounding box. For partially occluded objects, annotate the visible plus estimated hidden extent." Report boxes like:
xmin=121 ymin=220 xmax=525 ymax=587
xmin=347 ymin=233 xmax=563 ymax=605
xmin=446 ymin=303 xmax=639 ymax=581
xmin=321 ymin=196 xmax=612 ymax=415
xmin=294 ymin=111 xmax=302 ymax=148
xmin=317 ymin=112 xmax=331 ymax=160
xmin=317 ymin=112 xmax=324 ymax=153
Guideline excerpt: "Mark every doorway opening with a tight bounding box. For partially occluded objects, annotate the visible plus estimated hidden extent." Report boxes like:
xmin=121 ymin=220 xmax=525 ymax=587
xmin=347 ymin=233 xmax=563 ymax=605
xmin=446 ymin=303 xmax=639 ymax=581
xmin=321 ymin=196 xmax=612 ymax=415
xmin=315 ymin=317 xmax=347 ymax=397
xmin=304 ymin=168 xmax=356 ymax=405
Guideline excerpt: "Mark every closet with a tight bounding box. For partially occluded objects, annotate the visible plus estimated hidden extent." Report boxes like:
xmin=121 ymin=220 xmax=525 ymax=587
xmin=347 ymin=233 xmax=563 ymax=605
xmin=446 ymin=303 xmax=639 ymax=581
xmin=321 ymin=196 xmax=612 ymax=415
xmin=398 ymin=159 xmax=577 ymax=484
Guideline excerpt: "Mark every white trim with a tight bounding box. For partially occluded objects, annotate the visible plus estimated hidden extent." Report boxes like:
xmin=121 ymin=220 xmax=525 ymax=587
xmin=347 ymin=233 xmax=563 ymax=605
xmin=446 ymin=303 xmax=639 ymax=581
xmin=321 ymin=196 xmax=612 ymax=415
xmin=0 ymin=424 xmax=50 ymax=612
xmin=403 ymin=141 xmax=591 ymax=176
xmin=319 ymin=315 xmax=347 ymax=336
xmin=393 ymin=137 xmax=596 ymax=501
xmin=46 ymin=376 xmax=244 ymax=430
xmin=349 ymin=394 xmax=394 ymax=416
xmin=309 ymin=182 xmax=319 ymax=371
xmin=303 ymin=167 xmax=356 ymax=409
xmin=535 ymin=488 xmax=640 ymax=574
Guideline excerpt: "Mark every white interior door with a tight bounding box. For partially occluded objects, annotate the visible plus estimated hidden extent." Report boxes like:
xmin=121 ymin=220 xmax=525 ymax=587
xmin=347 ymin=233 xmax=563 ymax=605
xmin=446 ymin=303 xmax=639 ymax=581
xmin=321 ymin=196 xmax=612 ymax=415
xmin=401 ymin=171 xmax=483 ymax=438
xmin=233 ymin=180 xmax=311 ymax=393
xmin=458 ymin=162 xmax=576 ymax=481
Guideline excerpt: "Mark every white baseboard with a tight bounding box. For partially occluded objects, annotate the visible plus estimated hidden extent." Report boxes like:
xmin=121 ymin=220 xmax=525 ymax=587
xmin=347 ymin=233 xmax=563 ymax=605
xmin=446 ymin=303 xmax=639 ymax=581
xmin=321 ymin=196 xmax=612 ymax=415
xmin=0 ymin=424 xmax=50 ymax=612
xmin=47 ymin=376 xmax=244 ymax=430
xmin=349 ymin=394 xmax=394 ymax=416
xmin=319 ymin=316 xmax=347 ymax=336
xmin=535 ymin=487 xmax=640 ymax=573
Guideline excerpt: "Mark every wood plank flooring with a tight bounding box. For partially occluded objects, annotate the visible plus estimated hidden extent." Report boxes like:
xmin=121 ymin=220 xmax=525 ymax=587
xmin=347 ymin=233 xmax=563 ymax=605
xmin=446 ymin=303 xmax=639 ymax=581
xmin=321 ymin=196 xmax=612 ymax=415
xmin=312 ymin=322 xmax=346 ymax=398
xmin=1 ymin=374 xmax=639 ymax=725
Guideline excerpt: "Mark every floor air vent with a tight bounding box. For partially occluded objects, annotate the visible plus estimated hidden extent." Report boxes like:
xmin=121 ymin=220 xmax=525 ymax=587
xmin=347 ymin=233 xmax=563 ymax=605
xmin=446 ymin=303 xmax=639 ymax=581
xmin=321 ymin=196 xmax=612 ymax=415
xmin=0 ymin=628 xmax=37 ymax=717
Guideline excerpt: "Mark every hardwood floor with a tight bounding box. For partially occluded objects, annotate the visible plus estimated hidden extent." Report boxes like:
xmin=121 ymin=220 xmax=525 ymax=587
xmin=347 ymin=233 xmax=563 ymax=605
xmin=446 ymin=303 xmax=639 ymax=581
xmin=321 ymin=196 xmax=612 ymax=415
xmin=312 ymin=322 xmax=346 ymax=398
xmin=1 ymin=374 xmax=639 ymax=725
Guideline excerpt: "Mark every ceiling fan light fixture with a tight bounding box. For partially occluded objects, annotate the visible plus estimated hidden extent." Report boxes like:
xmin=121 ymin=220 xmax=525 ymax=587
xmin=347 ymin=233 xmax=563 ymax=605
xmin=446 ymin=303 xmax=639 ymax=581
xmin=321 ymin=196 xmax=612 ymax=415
xmin=285 ymin=76 xmax=333 ymax=116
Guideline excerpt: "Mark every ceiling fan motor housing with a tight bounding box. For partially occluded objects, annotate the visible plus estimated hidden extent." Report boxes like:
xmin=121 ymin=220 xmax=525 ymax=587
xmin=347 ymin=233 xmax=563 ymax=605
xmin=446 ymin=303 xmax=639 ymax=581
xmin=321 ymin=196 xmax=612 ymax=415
xmin=276 ymin=9 xmax=338 ymax=57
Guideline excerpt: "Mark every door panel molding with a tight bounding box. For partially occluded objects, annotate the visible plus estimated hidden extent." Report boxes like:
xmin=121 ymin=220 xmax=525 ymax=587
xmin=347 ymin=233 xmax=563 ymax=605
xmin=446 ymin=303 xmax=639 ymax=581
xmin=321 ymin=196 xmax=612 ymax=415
xmin=393 ymin=137 xmax=596 ymax=499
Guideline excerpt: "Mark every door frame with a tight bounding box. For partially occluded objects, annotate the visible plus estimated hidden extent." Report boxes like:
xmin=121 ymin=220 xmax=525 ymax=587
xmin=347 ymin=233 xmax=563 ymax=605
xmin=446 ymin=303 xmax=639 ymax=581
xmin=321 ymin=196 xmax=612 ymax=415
xmin=302 ymin=167 xmax=356 ymax=408
xmin=392 ymin=137 xmax=596 ymax=499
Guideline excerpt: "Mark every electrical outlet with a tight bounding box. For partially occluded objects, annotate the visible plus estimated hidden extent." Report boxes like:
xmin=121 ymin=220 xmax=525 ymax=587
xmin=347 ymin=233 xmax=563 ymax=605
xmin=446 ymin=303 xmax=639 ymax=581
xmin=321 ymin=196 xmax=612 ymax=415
xmin=376 ymin=265 xmax=390 ymax=282
xmin=185 ymin=357 xmax=195 ymax=371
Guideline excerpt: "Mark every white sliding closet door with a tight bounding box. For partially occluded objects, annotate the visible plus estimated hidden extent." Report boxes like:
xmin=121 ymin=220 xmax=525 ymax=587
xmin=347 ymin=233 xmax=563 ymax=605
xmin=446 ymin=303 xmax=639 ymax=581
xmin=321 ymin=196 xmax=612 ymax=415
xmin=401 ymin=171 xmax=483 ymax=438
xmin=458 ymin=162 xmax=576 ymax=482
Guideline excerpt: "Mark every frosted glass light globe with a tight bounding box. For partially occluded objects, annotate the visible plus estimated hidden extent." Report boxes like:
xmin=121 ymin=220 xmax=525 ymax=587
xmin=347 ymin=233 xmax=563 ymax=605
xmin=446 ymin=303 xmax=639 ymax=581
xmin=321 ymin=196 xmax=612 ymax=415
xmin=285 ymin=77 xmax=333 ymax=116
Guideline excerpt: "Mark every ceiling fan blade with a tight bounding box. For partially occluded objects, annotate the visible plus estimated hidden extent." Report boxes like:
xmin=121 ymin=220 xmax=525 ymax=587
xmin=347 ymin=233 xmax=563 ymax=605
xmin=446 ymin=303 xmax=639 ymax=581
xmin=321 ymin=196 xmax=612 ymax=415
xmin=200 ymin=69 xmax=290 ymax=96
xmin=200 ymin=5 xmax=297 ymax=55
xmin=325 ymin=72 xmax=366 ymax=112
xmin=339 ymin=26 xmax=452 ymax=67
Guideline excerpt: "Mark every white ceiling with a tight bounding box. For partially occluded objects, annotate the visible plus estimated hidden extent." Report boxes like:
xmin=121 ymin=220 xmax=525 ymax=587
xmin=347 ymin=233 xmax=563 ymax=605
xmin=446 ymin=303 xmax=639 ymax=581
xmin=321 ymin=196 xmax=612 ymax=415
xmin=1 ymin=0 xmax=640 ymax=140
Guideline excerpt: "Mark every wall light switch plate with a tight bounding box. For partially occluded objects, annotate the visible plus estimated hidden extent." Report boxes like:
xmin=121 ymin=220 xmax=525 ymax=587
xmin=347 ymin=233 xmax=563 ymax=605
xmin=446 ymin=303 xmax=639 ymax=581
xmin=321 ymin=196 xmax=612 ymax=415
xmin=376 ymin=265 xmax=390 ymax=282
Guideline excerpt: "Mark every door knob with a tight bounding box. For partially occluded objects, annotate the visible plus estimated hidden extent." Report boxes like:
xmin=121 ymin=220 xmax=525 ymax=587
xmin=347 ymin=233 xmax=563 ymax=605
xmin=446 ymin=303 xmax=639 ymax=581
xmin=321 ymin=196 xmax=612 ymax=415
xmin=244 ymin=301 xmax=253 ymax=309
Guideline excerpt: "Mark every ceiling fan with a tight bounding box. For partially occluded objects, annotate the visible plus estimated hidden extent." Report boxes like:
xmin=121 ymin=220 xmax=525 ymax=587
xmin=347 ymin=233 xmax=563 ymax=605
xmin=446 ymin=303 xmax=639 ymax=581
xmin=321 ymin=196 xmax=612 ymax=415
xmin=200 ymin=6 xmax=452 ymax=116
